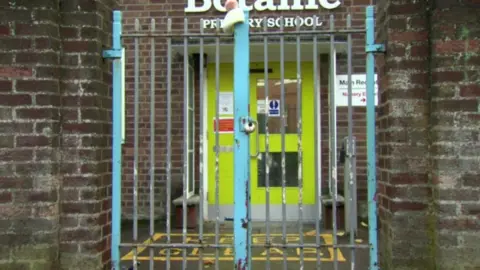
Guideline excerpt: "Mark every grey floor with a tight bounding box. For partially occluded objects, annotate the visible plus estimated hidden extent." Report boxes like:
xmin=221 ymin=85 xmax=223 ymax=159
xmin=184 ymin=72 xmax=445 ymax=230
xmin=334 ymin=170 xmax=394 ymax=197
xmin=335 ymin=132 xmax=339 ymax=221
xmin=120 ymin=221 xmax=370 ymax=269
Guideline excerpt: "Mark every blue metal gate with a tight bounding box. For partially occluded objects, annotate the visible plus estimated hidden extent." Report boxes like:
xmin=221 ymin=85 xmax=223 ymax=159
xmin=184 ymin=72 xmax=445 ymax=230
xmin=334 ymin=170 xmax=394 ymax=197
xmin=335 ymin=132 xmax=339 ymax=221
xmin=103 ymin=5 xmax=384 ymax=270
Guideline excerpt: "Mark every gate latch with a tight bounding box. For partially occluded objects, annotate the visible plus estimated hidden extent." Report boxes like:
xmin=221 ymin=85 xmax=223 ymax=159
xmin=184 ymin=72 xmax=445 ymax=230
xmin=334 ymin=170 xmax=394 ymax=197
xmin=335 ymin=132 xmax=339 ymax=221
xmin=240 ymin=117 xmax=256 ymax=134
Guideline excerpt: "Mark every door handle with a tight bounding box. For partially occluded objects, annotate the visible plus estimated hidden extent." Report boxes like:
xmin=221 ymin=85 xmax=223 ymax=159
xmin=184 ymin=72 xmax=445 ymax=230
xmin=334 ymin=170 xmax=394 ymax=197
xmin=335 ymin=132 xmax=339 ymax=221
xmin=250 ymin=121 xmax=260 ymax=158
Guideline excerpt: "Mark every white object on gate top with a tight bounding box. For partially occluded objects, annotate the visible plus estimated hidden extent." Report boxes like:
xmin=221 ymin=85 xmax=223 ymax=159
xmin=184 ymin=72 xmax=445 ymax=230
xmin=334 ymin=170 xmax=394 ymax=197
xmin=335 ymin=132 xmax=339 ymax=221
xmin=222 ymin=0 xmax=245 ymax=33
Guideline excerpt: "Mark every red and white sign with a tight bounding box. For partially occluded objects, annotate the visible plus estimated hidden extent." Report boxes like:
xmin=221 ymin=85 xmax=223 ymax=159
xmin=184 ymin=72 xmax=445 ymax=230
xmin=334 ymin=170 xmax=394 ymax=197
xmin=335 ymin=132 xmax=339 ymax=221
xmin=335 ymin=74 xmax=378 ymax=107
xmin=213 ymin=117 xmax=234 ymax=133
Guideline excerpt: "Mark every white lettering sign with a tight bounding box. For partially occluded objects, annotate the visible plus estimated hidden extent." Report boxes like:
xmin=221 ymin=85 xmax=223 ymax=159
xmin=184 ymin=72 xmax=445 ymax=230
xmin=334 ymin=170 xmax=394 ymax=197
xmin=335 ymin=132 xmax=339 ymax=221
xmin=335 ymin=74 xmax=378 ymax=107
xmin=185 ymin=0 xmax=341 ymax=13
xmin=202 ymin=16 xmax=324 ymax=28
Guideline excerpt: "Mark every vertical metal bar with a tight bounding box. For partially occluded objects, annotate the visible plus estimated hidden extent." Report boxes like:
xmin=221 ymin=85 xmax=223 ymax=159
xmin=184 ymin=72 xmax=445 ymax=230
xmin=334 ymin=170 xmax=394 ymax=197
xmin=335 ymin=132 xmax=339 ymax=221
xmin=166 ymin=18 xmax=173 ymax=270
xmin=295 ymin=16 xmax=305 ymax=270
xmin=233 ymin=10 xmax=251 ymax=270
xmin=279 ymin=16 xmax=288 ymax=270
xmin=346 ymin=14 xmax=356 ymax=270
xmin=329 ymin=14 xmax=339 ymax=270
xmin=263 ymin=17 xmax=271 ymax=270
xmin=149 ymin=18 xmax=156 ymax=270
xmin=133 ymin=18 xmax=140 ymax=270
xmin=110 ymin=10 xmax=122 ymax=270
xmin=366 ymin=6 xmax=379 ymax=270
xmin=312 ymin=15 xmax=322 ymax=269
xmin=182 ymin=17 xmax=189 ymax=270
xmin=214 ymin=18 xmax=221 ymax=270
xmin=198 ymin=19 xmax=205 ymax=270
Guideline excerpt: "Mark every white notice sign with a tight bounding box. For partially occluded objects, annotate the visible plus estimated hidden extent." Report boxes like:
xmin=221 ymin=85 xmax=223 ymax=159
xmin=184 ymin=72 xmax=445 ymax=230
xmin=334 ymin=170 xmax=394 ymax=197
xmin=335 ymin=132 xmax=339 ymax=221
xmin=219 ymin=92 xmax=233 ymax=115
xmin=268 ymin=99 xmax=280 ymax=117
xmin=335 ymin=74 xmax=378 ymax=107
xmin=257 ymin=100 xmax=280 ymax=117
xmin=257 ymin=100 xmax=266 ymax=114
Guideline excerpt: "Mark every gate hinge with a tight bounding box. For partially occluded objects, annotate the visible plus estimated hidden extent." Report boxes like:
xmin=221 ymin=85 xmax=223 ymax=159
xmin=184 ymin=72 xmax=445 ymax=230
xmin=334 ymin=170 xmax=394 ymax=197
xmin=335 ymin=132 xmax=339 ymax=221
xmin=103 ymin=48 xmax=123 ymax=59
xmin=366 ymin=44 xmax=386 ymax=53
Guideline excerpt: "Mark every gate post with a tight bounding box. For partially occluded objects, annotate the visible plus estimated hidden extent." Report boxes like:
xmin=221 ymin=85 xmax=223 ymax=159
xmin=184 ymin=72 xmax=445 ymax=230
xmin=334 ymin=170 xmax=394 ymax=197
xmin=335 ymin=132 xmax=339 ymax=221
xmin=102 ymin=10 xmax=124 ymax=270
xmin=232 ymin=9 xmax=252 ymax=270
xmin=365 ymin=6 xmax=385 ymax=270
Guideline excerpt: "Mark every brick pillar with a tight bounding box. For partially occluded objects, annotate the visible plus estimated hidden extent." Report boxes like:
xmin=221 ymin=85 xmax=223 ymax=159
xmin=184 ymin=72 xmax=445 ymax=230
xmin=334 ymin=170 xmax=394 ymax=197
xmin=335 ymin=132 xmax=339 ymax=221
xmin=0 ymin=2 xmax=62 ymax=269
xmin=376 ymin=1 xmax=480 ymax=269
xmin=0 ymin=1 xmax=118 ymax=269
xmin=376 ymin=1 xmax=432 ymax=268
xmin=429 ymin=1 xmax=480 ymax=269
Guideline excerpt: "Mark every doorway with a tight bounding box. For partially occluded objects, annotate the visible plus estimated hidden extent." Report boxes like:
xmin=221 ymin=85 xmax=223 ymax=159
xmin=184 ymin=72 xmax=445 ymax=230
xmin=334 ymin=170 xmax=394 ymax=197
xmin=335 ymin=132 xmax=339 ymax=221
xmin=206 ymin=61 xmax=317 ymax=221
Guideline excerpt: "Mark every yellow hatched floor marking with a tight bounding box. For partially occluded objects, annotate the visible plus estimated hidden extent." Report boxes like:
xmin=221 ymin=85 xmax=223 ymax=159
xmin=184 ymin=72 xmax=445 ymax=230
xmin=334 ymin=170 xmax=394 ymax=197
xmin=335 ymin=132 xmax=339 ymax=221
xmin=122 ymin=233 xmax=347 ymax=262
xmin=122 ymin=233 xmax=163 ymax=261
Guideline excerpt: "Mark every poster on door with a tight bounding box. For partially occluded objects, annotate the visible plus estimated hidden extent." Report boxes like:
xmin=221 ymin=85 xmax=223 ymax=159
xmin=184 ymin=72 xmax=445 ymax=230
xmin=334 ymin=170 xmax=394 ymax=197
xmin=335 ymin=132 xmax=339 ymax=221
xmin=219 ymin=92 xmax=234 ymax=115
xmin=213 ymin=117 xmax=234 ymax=133
xmin=257 ymin=99 xmax=280 ymax=117
xmin=257 ymin=100 xmax=266 ymax=114
xmin=335 ymin=74 xmax=378 ymax=107
xmin=268 ymin=99 xmax=280 ymax=117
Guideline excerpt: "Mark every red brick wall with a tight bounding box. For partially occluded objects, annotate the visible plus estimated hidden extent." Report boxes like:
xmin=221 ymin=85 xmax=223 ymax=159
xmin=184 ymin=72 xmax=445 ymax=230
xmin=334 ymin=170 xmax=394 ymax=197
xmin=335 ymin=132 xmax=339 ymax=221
xmin=120 ymin=0 xmax=374 ymax=220
xmin=376 ymin=0 xmax=480 ymax=269
xmin=0 ymin=1 xmax=118 ymax=269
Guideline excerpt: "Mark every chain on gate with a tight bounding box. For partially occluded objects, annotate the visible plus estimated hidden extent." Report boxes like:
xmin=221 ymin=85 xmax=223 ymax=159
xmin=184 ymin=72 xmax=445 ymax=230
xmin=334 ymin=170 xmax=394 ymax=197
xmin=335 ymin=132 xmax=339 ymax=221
xmin=103 ymin=4 xmax=384 ymax=270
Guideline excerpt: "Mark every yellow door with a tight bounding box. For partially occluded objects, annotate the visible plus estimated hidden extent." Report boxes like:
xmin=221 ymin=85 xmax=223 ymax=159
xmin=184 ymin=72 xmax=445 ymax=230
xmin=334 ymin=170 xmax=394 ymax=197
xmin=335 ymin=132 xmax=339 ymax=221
xmin=206 ymin=61 xmax=316 ymax=221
